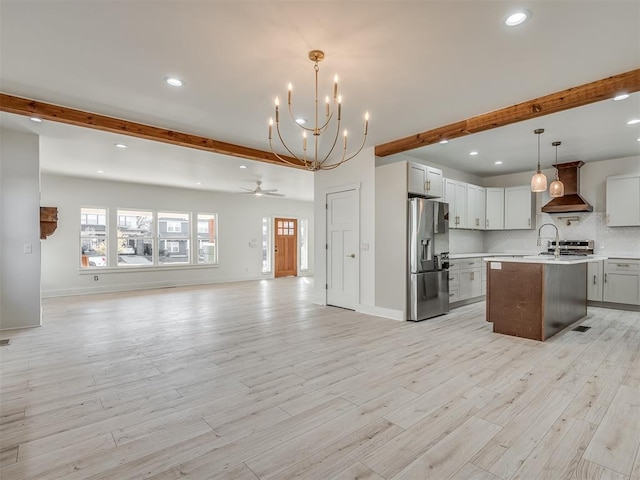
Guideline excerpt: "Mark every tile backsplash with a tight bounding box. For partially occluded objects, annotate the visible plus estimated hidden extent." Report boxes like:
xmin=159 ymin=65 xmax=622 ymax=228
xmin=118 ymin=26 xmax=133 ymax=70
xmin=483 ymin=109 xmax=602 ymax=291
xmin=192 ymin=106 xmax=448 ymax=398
xmin=484 ymin=212 xmax=640 ymax=256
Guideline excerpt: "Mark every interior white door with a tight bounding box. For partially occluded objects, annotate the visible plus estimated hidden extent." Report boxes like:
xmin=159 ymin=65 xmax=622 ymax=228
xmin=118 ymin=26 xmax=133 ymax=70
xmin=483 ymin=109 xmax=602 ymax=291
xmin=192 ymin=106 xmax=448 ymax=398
xmin=326 ymin=189 xmax=357 ymax=310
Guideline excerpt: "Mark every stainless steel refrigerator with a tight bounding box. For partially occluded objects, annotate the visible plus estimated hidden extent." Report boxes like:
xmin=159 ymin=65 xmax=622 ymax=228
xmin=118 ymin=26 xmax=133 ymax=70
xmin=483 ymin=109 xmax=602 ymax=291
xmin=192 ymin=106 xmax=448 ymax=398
xmin=407 ymin=198 xmax=450 ymax=321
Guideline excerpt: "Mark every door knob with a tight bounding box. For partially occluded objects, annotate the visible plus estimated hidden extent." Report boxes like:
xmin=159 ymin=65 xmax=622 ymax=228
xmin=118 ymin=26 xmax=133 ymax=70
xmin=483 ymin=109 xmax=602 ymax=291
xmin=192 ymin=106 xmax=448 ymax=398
xmin=346 ymin=253 xmax=356 ymax=258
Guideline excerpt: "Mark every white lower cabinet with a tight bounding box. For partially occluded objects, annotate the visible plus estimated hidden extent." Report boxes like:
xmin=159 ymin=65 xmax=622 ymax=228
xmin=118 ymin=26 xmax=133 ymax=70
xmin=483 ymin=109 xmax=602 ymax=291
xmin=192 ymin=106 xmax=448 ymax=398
xmin=603 ymin=259 xmax=640 ymax=305
xmin=458 ymin=259 xmax=482 ymax=301
xmin=587 ymin=260 xmax=603 ymax=302
xmin=450 ymin=257 xmax=485 ymax=305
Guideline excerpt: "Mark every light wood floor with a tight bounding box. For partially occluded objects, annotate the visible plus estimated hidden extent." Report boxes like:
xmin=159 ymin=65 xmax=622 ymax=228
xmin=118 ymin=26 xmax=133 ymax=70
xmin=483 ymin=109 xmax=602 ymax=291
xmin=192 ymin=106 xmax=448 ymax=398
xmin=1 ymin=277 xmax=639 ymax=480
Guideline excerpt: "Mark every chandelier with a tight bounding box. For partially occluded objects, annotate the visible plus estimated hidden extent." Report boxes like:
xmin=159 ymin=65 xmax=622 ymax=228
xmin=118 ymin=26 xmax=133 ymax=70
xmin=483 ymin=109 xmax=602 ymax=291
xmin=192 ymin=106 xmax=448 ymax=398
xmin=268 ymin=50 xmax=369 ymax=171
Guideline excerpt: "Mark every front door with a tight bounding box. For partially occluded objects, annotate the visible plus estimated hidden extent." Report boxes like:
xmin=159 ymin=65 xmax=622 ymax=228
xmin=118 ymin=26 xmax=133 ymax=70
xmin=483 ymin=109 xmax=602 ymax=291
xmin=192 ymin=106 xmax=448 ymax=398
xmin=274 ymin=218 xmax=297 ymax=278
xmin=326 ymin=189 xmax=357 ymax=310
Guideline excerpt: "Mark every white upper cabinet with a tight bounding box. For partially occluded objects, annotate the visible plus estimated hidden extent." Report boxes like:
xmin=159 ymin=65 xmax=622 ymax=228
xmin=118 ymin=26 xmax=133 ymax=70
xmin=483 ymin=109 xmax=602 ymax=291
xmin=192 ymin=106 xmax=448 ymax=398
xmin=466 ymin=184 xmax=486 ymax=230
xmin=407 ymin=162 xmax=443 ymax=198
xmin=485 ymin=187 xmax=505 ymax=230
xmin=445 ymin=178 xmax=468 ymax=229
xmin=504 ymin=186 xmax=535 ymax=230
xmin=606 ymin=173 xmax=640 ymax=227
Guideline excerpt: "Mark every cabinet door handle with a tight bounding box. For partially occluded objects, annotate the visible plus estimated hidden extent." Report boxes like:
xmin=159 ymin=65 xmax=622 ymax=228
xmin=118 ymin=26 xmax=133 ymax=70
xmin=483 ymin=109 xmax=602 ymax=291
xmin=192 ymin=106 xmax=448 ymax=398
xmin=616 ymin=264 xmax=630 ymax=267
xmin=471 ymin=272 xmax=475 ymax=281
xmin=606 ymin=214 xmax=610 ymax=224
xmin=476 ymin=218 xmax=479 ymax=227
xmin=593 ymin=275 xmax=597 ymax=285
xmin=426 ymin=179 xmax=431 ymax=191
xmin=486 ymin=219 xmax=489 ymax=227
xmin=449 ymin=293 xmax=455 ymax=297
xmin=604 ymin=273 xmax=607 ymax=283
xmin=528 ymin=218 xmax=531 ymax=227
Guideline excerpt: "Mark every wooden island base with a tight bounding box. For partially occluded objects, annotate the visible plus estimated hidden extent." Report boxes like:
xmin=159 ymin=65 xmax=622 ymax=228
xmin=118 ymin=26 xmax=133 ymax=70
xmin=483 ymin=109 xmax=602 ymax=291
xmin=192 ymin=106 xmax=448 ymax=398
xmin=486 ymin=260 xmax=587 ymax=341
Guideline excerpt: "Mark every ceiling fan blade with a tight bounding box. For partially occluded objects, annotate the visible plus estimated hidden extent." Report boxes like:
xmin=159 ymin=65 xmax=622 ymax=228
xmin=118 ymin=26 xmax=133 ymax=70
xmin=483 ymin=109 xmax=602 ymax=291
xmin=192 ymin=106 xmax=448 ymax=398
xmin=260 ymin=189 xmax=278 ymax=193
xmin=265 ymin=192 xmax=285 ymax=197
xmin=240 ymin=187 xmax=255 ymax=192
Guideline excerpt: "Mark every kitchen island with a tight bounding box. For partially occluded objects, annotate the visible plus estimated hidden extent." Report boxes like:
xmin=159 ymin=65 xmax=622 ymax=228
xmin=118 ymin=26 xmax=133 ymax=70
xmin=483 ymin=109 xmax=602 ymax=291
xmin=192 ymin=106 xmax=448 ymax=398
xmin=483 ymin=256 xmax=606 ymax=341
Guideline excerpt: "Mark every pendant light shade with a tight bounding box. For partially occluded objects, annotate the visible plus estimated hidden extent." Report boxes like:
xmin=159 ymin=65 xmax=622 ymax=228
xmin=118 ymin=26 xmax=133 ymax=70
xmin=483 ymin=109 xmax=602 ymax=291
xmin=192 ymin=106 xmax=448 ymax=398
xmin=531 ymin=128 xmax=547 ymax=192
xmin=549 ymin=141 xmax=565 ymax=198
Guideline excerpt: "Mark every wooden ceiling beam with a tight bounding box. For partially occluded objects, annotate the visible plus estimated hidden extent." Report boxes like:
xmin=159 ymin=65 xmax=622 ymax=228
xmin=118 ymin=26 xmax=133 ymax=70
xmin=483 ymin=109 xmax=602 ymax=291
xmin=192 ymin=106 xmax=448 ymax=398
xmin=0 ymin=93 xmax=305 ymax=169
xmin=375 ymin=68 xmax=640 ymax=157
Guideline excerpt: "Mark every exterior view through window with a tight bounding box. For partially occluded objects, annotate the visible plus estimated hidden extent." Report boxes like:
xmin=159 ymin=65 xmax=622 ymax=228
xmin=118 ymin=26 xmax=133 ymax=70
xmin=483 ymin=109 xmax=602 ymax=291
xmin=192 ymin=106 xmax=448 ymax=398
xmin=158 ymin=212 xmax=190 ymax=265
xmin=80 ymin=207 xmax=107 ymax=268
xmin=197 ymin=214 xmax=218 ymax=264
xmin=117 ymin=210 xmax=154 ymax=266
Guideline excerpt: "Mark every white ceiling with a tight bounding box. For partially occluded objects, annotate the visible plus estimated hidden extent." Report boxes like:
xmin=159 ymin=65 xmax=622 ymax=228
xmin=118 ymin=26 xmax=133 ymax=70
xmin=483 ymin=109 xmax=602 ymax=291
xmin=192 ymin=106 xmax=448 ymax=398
xmin=0 ymin=1 xmax=638 ymax=197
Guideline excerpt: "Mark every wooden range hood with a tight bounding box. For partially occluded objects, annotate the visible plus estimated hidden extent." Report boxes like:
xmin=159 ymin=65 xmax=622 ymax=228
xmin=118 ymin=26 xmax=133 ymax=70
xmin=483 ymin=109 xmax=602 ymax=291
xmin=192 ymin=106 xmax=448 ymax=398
xmin=541 ymin=161 xmax=593 ymax=213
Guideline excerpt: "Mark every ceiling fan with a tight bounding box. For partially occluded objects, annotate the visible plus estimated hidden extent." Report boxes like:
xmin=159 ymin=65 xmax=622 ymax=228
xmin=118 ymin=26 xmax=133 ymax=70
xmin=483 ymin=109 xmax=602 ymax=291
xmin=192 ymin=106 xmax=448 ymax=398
xmin=240 ymin=181 xmax=285 ymax=197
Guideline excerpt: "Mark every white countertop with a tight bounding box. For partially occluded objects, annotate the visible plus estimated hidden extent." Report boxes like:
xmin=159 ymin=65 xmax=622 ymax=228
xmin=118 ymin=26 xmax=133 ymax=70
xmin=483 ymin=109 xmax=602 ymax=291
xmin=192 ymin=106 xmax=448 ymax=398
xmin=451 ymin=252 xmax=639 ymax=260
xmin=483 ymin=255 xmax=607 ymax=265
xmin=449 ymin=252 xmax=535 ymax=259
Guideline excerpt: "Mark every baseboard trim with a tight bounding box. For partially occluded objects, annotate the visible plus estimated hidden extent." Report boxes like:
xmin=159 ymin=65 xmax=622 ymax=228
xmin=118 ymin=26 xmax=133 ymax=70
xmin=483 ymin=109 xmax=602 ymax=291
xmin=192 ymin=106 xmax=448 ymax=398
xmin=587 ymin=300 xmax=640 ymax=312
xmin=357 ymin=304 xmax=404 ymax=321
xmin=41 ymin=275 xmax=270 ymax=298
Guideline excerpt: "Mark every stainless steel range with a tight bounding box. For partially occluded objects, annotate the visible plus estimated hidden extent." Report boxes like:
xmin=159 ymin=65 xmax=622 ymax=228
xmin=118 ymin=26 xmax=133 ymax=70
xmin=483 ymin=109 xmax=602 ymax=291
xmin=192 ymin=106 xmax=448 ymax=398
xmin=540 ymin=240 xmax=595 ymax=256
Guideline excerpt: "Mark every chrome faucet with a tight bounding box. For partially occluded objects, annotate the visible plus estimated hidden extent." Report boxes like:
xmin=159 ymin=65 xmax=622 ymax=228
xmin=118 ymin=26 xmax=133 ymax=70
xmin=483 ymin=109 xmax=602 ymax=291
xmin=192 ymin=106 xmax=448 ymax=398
xmin=537 ymin=223 xmax=560 ymax=259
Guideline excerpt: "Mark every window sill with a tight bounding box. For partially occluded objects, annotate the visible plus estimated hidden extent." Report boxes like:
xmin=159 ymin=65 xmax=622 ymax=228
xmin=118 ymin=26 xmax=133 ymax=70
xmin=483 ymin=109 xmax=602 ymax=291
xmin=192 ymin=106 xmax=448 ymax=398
xmin=78 ymin=263 xmax=220 ymax=274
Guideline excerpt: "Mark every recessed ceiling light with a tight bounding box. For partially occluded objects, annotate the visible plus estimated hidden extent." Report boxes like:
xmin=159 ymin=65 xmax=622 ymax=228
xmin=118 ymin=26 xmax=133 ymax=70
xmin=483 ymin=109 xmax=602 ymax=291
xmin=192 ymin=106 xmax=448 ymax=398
xmin=627 ymin=119 xmax=640 ymax=125
xmin=114 ymin=143 xmax=128 ymax=149
xmin=470 ymin=151 xmax=479 ymax=156
xmin=439 ymin=139 xmax=449 ymax=144
xmin=494 ymin=161 xmax=503 ymax=165
xmin=295 ymin=118 xmax=307 ymax=125
xmin=637 ymin=137 xmax=640 ymax=142
xmin=29 ymin=117 xmax=42 ymax=123
xmin=613 ymin=93 xmax=630 ymax=101
xmin=239 ymin=165 xmax=247 ymax=169
xmin=504 ymin=10 xmax=530 ymax=27
xmin=165 ymin=77 xmax=183 ymax=87
xmin=96 ymin=170 xmax=105 ymax=174
xmin=195 ymin=182 xmax=202 ymax=185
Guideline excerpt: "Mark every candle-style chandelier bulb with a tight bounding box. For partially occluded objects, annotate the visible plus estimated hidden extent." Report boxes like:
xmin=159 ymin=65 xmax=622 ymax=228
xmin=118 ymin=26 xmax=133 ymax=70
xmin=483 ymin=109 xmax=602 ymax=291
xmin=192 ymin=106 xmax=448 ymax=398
xmin=267 ymin=50 xmax=369 ymax=171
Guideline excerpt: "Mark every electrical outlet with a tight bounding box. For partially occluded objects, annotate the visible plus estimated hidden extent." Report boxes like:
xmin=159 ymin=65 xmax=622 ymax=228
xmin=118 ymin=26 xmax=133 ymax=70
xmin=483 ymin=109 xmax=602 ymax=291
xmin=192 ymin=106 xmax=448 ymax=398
xmin=94 ymin=275 xmax=99 ymax=281
xmin=599 ymin=242 xmax=604 ymax=250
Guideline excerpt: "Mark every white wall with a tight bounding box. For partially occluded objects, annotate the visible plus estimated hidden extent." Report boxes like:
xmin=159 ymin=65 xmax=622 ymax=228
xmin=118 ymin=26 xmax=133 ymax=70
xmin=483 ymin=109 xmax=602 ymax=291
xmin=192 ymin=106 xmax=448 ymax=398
xmin=1 ymin=128 xmax=41 ymax=330
xmin=314 ymin=147 xmax=376 ymax=311
xmin=40 ymin=174 xmax=314 ymax=297
xmin=483 ymin=155 xmax=640 ymax=255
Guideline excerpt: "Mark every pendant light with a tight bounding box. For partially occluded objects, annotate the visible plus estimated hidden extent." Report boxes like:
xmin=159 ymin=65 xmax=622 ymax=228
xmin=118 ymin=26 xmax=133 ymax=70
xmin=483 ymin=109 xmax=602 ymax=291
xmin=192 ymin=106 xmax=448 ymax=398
xmin=549 ymin=141 xmax=565 ymax=198
xmin=530 ymin=128 xmax=547 ymax=192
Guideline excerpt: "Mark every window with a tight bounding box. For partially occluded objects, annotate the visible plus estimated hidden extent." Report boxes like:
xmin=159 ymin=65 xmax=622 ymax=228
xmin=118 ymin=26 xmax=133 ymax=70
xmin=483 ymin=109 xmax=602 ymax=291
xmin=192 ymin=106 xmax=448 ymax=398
xmin=166 ymin=221 xmax=181 ymax=233
xmin=300 ymin=218 xmax=308 ymax=271
xmin=117 ymin=209 xmax=153 ymax=266
xmin=165 ymin=241 xmax=180 ymax=253
xmin=158 ymin=212 xmax=190 ymax=265
xmin=262 ymin=217 xmax=271 ymax=273
xmin=277 ymin=220 xmax=295 ymax=236
xmin=80 ymin=208 xmax=219 ymax=270
xmin=80 ymin=207 xmax=107 ymax=268
xmin=197 ymin=213 xmax=218 ymax=264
